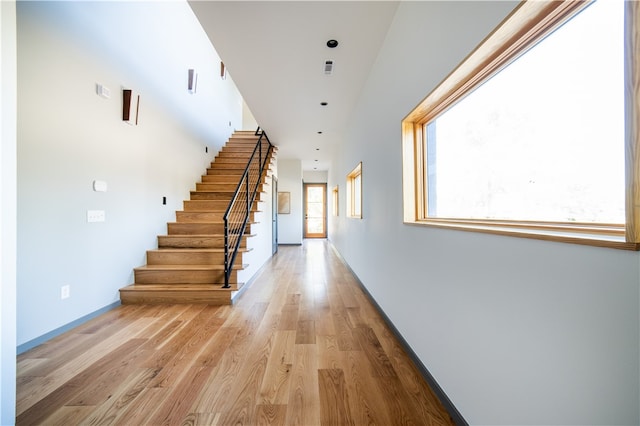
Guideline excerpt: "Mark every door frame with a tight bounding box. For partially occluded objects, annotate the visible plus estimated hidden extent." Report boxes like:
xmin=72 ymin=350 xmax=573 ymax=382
xmin=272 ymin=176 xmax=278 ymax=254
xmin=303 ymin=183 xmax=327 ymax=238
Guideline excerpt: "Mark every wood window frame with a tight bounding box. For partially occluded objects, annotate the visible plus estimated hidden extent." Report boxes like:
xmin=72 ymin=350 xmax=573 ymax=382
xmin=347 ymin=162 xmax=362 ymax=219
xmin=401 ymin=0 xmax=640 ymax=250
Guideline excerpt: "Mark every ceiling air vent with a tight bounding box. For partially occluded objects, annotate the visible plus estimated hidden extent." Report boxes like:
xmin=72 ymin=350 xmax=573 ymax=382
xmin=324 ymin=60 xmax=334 ymax=75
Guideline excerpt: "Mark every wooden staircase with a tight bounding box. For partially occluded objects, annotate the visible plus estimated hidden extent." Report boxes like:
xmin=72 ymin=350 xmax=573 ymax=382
xmin=119 ymin=131 xmax=276 ymax=305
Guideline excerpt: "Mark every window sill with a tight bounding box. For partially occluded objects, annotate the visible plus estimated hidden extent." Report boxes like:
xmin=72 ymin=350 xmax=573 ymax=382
xmin=404 ymin=219 xmax=639 ymax=251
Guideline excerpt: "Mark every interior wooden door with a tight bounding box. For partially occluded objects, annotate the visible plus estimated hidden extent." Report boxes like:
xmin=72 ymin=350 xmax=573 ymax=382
xmin=304 ymin=183 xmax=327 ymax=238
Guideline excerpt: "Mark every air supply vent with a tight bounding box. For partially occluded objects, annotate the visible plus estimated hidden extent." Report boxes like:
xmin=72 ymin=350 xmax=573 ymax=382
xmin=324 ymin=60 xmax=334 ymax=75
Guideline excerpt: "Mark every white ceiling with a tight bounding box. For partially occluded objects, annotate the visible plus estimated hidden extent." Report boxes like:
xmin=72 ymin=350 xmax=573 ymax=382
xmin=188 ymin=1 xmax=400 ymax=171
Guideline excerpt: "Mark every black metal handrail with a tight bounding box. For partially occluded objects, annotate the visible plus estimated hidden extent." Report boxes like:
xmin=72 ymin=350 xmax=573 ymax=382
xmin=222 ymin=128 xmax=273 ymax=288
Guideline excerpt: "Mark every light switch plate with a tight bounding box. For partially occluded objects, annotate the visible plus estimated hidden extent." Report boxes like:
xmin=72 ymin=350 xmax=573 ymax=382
xmin=87 ymin=210 xmax=105 ymax=223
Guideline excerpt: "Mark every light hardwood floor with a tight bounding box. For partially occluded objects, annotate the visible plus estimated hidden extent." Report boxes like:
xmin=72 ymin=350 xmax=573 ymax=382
xmin=16 ymin=240 xmax=454 ymax=425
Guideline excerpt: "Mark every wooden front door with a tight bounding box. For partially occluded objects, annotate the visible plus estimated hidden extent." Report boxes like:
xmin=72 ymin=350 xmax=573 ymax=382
xmin=303 ymin=183 xmax=327 ymax=238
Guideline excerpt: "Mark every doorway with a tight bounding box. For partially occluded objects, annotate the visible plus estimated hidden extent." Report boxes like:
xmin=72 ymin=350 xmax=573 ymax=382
xmin=272 ymin=176 xmax=278 ymax=254
xmin=303 ymin=183 xmax=327 ymax=238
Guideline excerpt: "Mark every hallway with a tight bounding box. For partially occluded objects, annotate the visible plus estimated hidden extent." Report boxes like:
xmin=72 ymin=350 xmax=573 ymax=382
xmin=16 ymin=240 xmax=453 ymax=425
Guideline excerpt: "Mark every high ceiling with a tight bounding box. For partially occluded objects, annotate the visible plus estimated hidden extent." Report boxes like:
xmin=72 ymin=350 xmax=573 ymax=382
xmin=188 ymin=1 xmax=400 ymax=171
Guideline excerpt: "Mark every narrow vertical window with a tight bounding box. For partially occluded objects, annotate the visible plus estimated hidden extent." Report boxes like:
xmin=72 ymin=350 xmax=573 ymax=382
xmin=347 ymin=163 xmax=362 ymax=219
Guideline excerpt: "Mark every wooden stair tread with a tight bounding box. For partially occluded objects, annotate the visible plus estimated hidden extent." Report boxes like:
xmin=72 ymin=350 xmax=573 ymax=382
xmin=134 ymin=264 xmax=247 ymax=271
xmin=120 ymin=284 xmax=242 ymax=291
xmin=149 ymin=248 xmax=251 ymax=253
xmin=158 ymin=233 xmax=256 ymax=238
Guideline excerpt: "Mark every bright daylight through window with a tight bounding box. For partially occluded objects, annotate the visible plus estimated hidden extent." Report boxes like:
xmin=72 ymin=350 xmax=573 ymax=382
xmin=401 ymin=0 xmax=640 ymax=249
xmin=426 ymin=0 xmax=622 ymax=223
xmin=347 ymin=163 xmax=362 ymax=219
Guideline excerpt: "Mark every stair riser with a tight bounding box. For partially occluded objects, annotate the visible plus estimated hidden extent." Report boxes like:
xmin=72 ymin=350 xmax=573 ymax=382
xmin=190 ymin=192 xmax=234 ymax=201
xmin=213 ymin=158 xmax=252 ymax=165
xmin=190 ymin=192 xmax=265 ymax=201
xmin=183 ymin=200 xmax=261 ymax=211
xmin=185 ymin=200 xmax=230 ymax=211
xmin=134 ymin=269 xmax=238 ymax=284
xmin=209 ymin=162 xmax=252 ymax=170
xmin=196 ymin=183 xmax=238 ymax=191
xmin=158 ymin=236 xmax=247 ymax=249
xmin=175 ymin=211 xmax=224 ymax=222
xmin=206 ymin=167 xmax=272 ymax=178
xmin=120 ymin=290 xmax=234 ymax=305
xmin=196 ymin=183 xmax=265 ymax=192
xmin=176 ymin=211 xmax=256 ymax=222
xmin=187 ymin=197 xmax=263 ymax=212
xmin=190 ymin=191 xmax=268 ymax=202
xmin=201 ymin=175 xmax=241 ymax=183
xmin=168 ymin=222 xmax=225 ymax=234
xmin=167 ymin=222 xmax=254 ymax=235
xmin=207 ymin=168 xmax=245 ymax=175
xmin=216 ymin=151 xmax=254 ymax=158
xmin=147 ymin=251 xmax=243 ymax=265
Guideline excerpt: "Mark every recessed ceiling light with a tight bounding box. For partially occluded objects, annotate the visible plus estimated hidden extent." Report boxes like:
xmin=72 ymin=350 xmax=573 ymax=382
xmin=314 ymin=167 xmax=318 ymax=170
xmin=316 ymin=148 xmax=320 ymax=150
xmin=320 ymin=102 xmax=328 ymax=106
xmin=317 ymin=131 xmax=323 ymax=134
xmin=327 ymin=39 xmax=338 ymax=48
xmin=315 ymin=159 xmax=319 ymax=162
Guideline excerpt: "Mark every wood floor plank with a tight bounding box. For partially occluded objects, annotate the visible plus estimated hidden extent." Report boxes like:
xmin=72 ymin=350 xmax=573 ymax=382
xmin=332 ymin=310 xmax=361 ymax=351
xmin=148 ymin=306 xmax=223 ymax=389
xmin=278 ymin=305 xmax=299 ymax=331
xmin=216 ymin=308 xmax=277 ymax=425
xmin=74 ymin=367 xmax=159 ymax=426
xmin=342 ymin=350 xmax=393 ymax=426
xmin=16 ymin=241 xmax=454 ymax=426
xmin=38 ymin=405 xmax=95 ymax=426
xmin=258 ymin=330 xmax=296 ymax=405
xmin=148 ymin=364 xmax=216 ymax=425
xmin=317 ymin=335 xmax=343 ymax=370
xmin=16 ymin=338 xmax=147 ymax=425
xmin=285 ymin=344 xmax=320 ymax=426
xmin=64 ymin=337 xmax=151 ymax=406
xmin=181 ymin=412 xmax=221 ymax=426
xmin=315 ymin=307 xmax=336 ymax=336
xmin=370 ymin=316 xmax=454 ymax=424
xmin=18 ymin=316 xmax=157 ymax=414
xmin=295 ymin=319 xmax=316 ymax=344
xmin=318 ymin=368 xmax=355 ymax=426
xmin=111 ymin=386 xmax=169 ymax=425
xmin=353 ymin=325 xmax=398 ymax=378
xmin=255 ymin=404 xmax=287 ymax=425
xmin=373 ymin=375 xmax=424 ymax=426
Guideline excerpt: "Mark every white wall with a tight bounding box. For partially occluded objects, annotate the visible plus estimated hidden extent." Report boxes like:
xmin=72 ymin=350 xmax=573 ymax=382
xmin=329 ymin=1 xmax=640 ymax=425
xmin=1 ymin=1 xmax=17 ymax=422
xmin=277 ymin=159 xmax=303 ymax=244
xmin=237 ymin=160 xmax=275 ymax=286
xmin=303 ymin=170 xmax=328 ymax=183
xmin=16 ymin=1 xmax=245 ymax=347
xmin=242 ymin=100 xmax=259 ymax=132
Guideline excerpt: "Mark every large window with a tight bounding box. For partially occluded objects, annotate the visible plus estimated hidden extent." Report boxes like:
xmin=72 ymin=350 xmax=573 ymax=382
xmin=402 ymin=1 xmax=640 ymax=250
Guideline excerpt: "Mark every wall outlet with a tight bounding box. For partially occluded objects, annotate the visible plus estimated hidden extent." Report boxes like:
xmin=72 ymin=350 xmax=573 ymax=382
xmin=87 ymin=210 xmax=105 ymax=223
xmin=61 ymin=285 xmax=70 ymax=300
